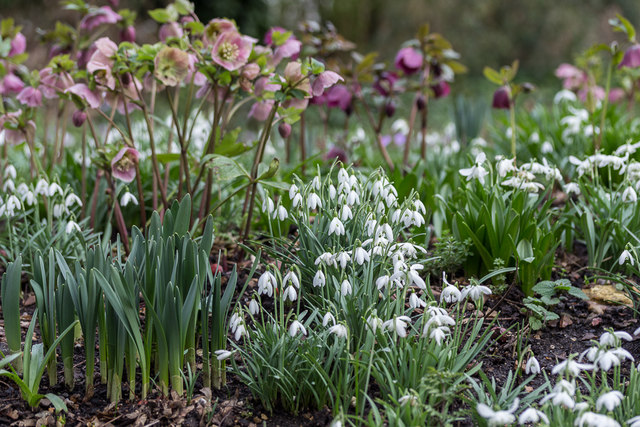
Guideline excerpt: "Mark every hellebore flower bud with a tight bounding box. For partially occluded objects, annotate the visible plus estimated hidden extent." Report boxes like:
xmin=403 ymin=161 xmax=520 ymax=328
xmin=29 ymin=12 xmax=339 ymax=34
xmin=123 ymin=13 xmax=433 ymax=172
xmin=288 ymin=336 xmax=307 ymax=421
xmin=72 ymin=110 xmax=87 ymax=127
xmin=522 ymin=82 xmax=535 ymax=93
xmin=431 ymin=81 xmax=450 ymax=99
xmin=416 ymin=94 xmax=427 ymax=110
xmin=385 ymin=100 xmax=396 ymax=117
xmin=492 ymin=86 xmax=511 ymax=109
xmin=278 ymin=122 xmax=292 ymax=139
xmin=120 ymin=26 xmax=136 ymax=43
xmin=394 ymin=47 xmax=423 ymax=75
xmin=619 ymin=44 xmax=640 ymax=69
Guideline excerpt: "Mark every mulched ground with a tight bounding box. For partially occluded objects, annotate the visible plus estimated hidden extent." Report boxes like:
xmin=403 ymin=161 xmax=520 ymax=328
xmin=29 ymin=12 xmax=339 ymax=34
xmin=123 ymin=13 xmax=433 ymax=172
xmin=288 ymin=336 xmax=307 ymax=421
xmin=0 ymin=243 xmax=638 ymax=426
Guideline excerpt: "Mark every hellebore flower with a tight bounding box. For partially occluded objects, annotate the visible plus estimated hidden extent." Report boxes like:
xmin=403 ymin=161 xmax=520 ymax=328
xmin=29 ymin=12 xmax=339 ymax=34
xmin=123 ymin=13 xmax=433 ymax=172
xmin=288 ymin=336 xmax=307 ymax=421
xmin=9 ymin=32 xmax=26 ymax=57
xmin=325 ymin=146 xmax=348 ymax=164
xmin=204 ymin=18 xmax=237 ymax=46
xmin=120 ymin=25 xmax=136 ymax=43
xmin=248 ymin=99 xmax=275 ymax=121
xmin=492 ymin=86 xmax=511 ymax=109
xmin=159 ymin=22 xmax=184 ymax=42
xmin=431 ymin=81 xmax=450 ymax=99
xmin=619 ymin=44 xmax=640 ymax=68
xmin=394 ymin=47 xmax=423 ymax=75
xmin=80 ymin=6 xmax=122 ymax=32
xmin=66 ymin=83 xmax=102 ymax=109
xmin=373 ymin=72 xmax=398 ymax=97
xmin=111 ymin=147 xmax=139 ymax=183
xmin=16 ymin=87 xmax=42 ymax=107
xmin=154 ymin=46 xmax=190 ymax=86
xmin=326 ymin=84 xmax=353 ymax=113
xmin=72 ymin=110 xmax=87 ymax=127
xmin=555 ymin=63 xmax=587 ymax=90
xmin=211 ymin=31 xmax=255 ymax=71
xmin=40 ymin=68 xmax=74 ymax=99
xmin=87 ymin=37 xmax=118 ymax=90
xmin=1 ymin=73 xmax=24 ymax=94
xmin=311 ymin=71 xmax=343 ymax=97
xmin=284 ymin=62 xmax=311 ymax=95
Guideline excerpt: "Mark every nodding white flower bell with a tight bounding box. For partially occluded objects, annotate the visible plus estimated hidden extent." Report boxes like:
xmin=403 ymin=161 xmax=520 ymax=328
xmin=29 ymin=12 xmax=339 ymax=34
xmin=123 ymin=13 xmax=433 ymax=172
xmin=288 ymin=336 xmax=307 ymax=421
xmin=289 ymin=320 xmax=307 ymax=337
xmin=121 ymin=191 xmax=139 ymax=207
xmin=340 ymin=279 xmax=352 ymax=296
xmin=65 ymin=220 xmax=81 ymax=234
xmin=329 ymin=217 xmax=345 ymax=236
xmin=525 ymin=356 xmax=541 ymax=374
xmin=313 ymin=270 xmax=326 ymax=287
xmin=307 ymin=192 xmax=322 ymax=210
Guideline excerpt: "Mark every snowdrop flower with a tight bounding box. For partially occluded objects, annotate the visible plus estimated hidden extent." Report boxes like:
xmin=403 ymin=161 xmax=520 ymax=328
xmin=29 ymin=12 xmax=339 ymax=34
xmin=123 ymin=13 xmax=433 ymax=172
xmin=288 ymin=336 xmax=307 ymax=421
xmin=518 ymin=407 xmax=549 ymax=425
xmin=4 ymin=195 xmax=21 ymax=216
xmin=628 ymin=416 xmax=640 ymax=427
xmin=338 ymin=168 xmax=349 ymax=184
xmin=329 ymin=184 xmax=336 ymax=199
xmin=460 ymin=283 xmax=492 ymax=302
xmin=65 ymin=193 xmax=83 ymax=209
xmin=383 ymin=316 xmax=412 ymax=338
xmin=367 ymin=315 xmax=383 ymax=333
xmin=497 ymin=157 xmax=516 ymax=177
xmin=599 ymin=330 xmax=632 ymax=347
xmin=35 ymin=179 xmax=49 ymax=196
xmin=539 ymin=388 xmax=575 ymax=409
xmin=618 ymin=249 xmax=635 ymax=266
xmin=564 ymin=182 xmax=580 ymax=195
xmin=230 ymin=312 xmax=242 ymax=332
xmin=407 ymin=264 xmax=426 ymax=289
xmin=554 ymin=89 xmax=577 ymax=104
xmin=329 ymin=324 xmax=348 ymax=338
xmin=353 ymin=247 xmax=370 ymax=265
xmin=274 ymin=205 xmax=288 ymax=221
xmin=398 ymin=394 xmax=418 ymax=406
xmin=459 ymin=152 xmax=489 ymax=184
xmin=424 ymin=313 xmax=456 ymax=329
xmin=322 ymin=312 xmax=336 ymax=327
xmin=313 ymin=270 xmax=326 ymax=287
xmin=283 ymin=271 xmax=300 ymax=289
xmin=541 ymin=140 xmax=554 ymax=154
xmin=340 ymin=205 xmax=353 ymax=222
xmin=552 ymin=359 xmax=593 ymax=377
xmin=65 ymin=220 xmax=81 ymax=234
xmin=120 ymin=191 xmax=138 ymax=206
xmin=409 ymin=292 xmax=426 ymax=309
xmin=48 ymin=182 xmax=63 ymax=197
xmin=440 ymin=273 xmax=461 ymax=304
xmin=622 ymin=186 xmax=638 ymax=203
xmin=311 ymin=175 xmax=321 ymax=191
xmin=336 ymin=251 xmax=351 ymax=269
xmin=257 ymin=271 xmax=277 ymax=297
xmin=291 ymin=193 xmax=302 ymax=208
xmin=595 ymin=348 xmax=633 ymax=371
xmin=346 ymin=190 xmax=359 ymax=206
xmin=4 ymin=165 xmax=16 ymax=180
xmin=282 ymin=285 xmax=297 ymax=302
xmin=307 ymin=192 xmax=322 ymax=210
xmin=376 ymin=275 xmax=390 ymax=290
xmin=596 ymin=390 xmax=623 ymax=412
xmin=289 ymin=320 xmax=307 ymax=337
xmin=340 ymin=279 xmax=352 ymax=296
xmin=574 ymin=412 xmax=620 ymax=427
xmin=289 ymin=184 xmax=299 ymax=200
xmin=248 ymin=299 xmax=259 ymax=315
xmin=22 ymin=191 xmax=36 ymax=206
xmin=262 ymin=197 xmax=275 ymax=214
xmin=427 ymin=326 xmax=450 ymax=345
xmin=315 ymin=252 xmax=337 ymax=268
xmin=525 ymin=356 xmax=541 ymax=375
xmin=233 ymin=323 xmax=246 ymax=341
xmin=329 ymin=217 xmax=345 ymax=236
xmin=214 ymin=349 xmax=233 ymax=360
xmin=476 ymin=399 xmax=519 ymax=427
xmin=3 ymin=179 xmax=14 ymax=193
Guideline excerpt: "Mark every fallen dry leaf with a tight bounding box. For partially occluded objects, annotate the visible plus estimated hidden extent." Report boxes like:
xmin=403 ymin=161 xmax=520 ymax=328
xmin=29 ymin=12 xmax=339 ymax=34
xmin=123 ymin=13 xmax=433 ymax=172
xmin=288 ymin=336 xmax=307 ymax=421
xmin=584 ymin=284 xmax=633 ymax=307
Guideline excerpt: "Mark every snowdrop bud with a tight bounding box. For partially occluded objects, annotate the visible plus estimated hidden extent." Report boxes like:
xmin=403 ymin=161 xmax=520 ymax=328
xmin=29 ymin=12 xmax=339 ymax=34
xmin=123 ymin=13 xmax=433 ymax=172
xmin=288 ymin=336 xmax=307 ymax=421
xmin=341 ymin=279 xmax=352 ymax=296
xmin=65 ymin=193 xmax=83 ymax=209
xmin=623 ymin=186 xmax=638 ymax=203
xmin=262 ymin=197 xmax=275 ymax=214
xmin=121 ymin=191 xmax=139 ymax=207
xmin=409 ymin=292 xmax=426 ymax=309
xmin=248 ymin=299 xmax=259 ymax=315
xmin=65 ymin=221 xmax=81 ymax=234
xmin=311 ymin=176 xmax=321 ymax=191
xmin=289 ymin=320 xmax=307 ymax=337
xmin=274 ymin=205 xmax=288 ymax=221
xmin=619 ymin=249 xmax=635 ymax=266
xmin=48 ymin=183 xmax=63 ymax=197
xmin=35 ymin=179 xmax=49 ymax=196
xmin=3 ymin=179 xmax=14 ymax=192
xmin=525 ymin=356 xmax=541 ymax=375
xmin=214 ymin=349 xmax=233 ymax=360
xmin=313 ymin=270 xmax=326 ymax=287
xmin=322 ymin=312 xmax=336 ymax=326
xmin=4 ymin=165 xmax=16 ymax=180
xmin=53 ymin=204 xmax=65 ymax=218
xmin=329 ymin=184 xmax=337 ymax=199
xmin=289 ymin=184 xmax=298 ymax=200
xmin=329 ymin=324 xmax=348 ymax=338
xmin=341 ymin=205 xmax=353 ymax=222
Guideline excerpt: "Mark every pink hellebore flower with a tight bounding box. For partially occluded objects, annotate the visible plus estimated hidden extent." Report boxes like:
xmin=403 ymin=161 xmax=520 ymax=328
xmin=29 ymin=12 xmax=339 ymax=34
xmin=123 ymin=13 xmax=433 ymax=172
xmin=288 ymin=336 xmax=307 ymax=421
xmin=431 ymin=81 xmax=450 ymax=99
xmin=159 ymin=22 xmax=184 ymax=42
xmin=254 ymin=75 xmax=281 ymax=96
xmin=248 ymin=99 xmax=275 ymax=121
xmin=312 ymin=71 xmax=343 ymax=97
xmin=0 ymin=111 xmax=35 ymax=144
xmin=154 ymin=46 xmax=190 ymax=87
xmin=39 ymin=67 xmax=74 ymax=99
xmin=373 ymin=72 xmax=398 ymax=97
xmin=87 ymin=38 xmax=118 ymax=90
xmin=111 ymin=147 xmax=139 ymax=183
xmin=204 ymin=19 xmax=237 ymax=46
xmin=264 ymin=27 xmax=287 ymax=46
xmin=120 ymin=26 xmax=136 ymax=43
xmin=0 ymin=73 xmax=24 ymax=94
xmin=66 ymin=83 xmax=102 ymax=109
xmin=284 ymin=62 xmax=311 ymax=95
xmin=619 ymin=44 xmax=640 ymax=68
xmin=211 ymin=31 xmax=255 ymax=71
xmin=608 ymin=88 xmax=625 ymax=103
xmin=492 ymin=86 xmax=511 ymax=109
xmin=578 ymin=86 xmax=605 ymax=103
xmin=555 ymin=63 xmax=587 ymax=90
xmin=269 ymin=38 xmax=302 ymax=68
xmin=80 ymin=6 xmax=122 ymax=32
xmin=394 ymin=47 xmax=423 ymax=75
xmin=326 ymin=84 xmax=353 ymax=113
xmin=325 ymin=146 xmax=348 ymax=164
xmin=16 ymin=87 xmax=43 ymax=107
xmin=9 ymin=32 xmax=26 ymax=57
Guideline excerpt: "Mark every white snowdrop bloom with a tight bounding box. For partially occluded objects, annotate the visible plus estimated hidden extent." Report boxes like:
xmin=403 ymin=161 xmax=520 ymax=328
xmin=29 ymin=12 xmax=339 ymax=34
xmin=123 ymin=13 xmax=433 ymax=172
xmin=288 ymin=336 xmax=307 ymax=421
xmin=574 ymin=412 xmax=620 ymax=427
xmin=340 ymin=205 xmax=353 ymax=222
xmin=48 ymin=183 xmax=63 ymax=197
xmin=229 ymin=312 xmax=242 ymax=333
xmin=376 ymin=275 xmax=390 ymax=290
xmin=292 ymin=193 xmax=302 ymax=208
xmin=376 ymin=201 xmax=386 ymax=215
xmin=234 ymin=323 xmax=246 ymax=340
xmin=552 ymin=359 xmax=593 ymax=377
xmin=311 ymin=175 xmax=321 ymax=191
xmin=35 ymin=179 xmax=49 ymax=196
xmin=596 ymin=390 xmax=624 ymax=412
xmin=459 ymin=159 xmax=489 ymax=185
xmin=3 ymin=195 xmax=21 ymax=217
xmin=628 ymin=416 xmax=640 ymax=427
xmin=471 ymin=137 xmax=488 ymax=147
xmin=307 ymin=192 xmax=322 ymax=210
xmin=618 ymin=249 xmax=635 ymax=266
xmin=440 ymin=283 xmax=461 ymax=304
xmin=315 ymin=252 xmax=337 ymax=268
xmin=407 ymin=264 xmax=426 ymax=289
xmin=529 ymin=132 xmax=540 ymax=143
xmin=282 ymin=285 xmax=297 ymax=302
xmin=353 ymin=247 xmax=370 ymax=265
xmin=413 ymin=199 xmax=426 ymax=215
xmin=390 ymin=209 xmax=401 ymax=224
xmin=409 ymin=293 xmax=426 ymax=309
xmin=376 ymin=223 xmax=394 ymax=243
xmin=385 ymin=192 xmax=397 ymax=208
xmin=367 ymin=315 xmax=383 ymax=333
xmin=289 ymin=320 xmax=307 ymax=337
xmin=540 ymin=391 xmax=575 ymax=409
xmin=337 ymin=182 xmax=351 ymax=196
xmin=329 ymin=324 xmax=348 ymax=338
xmin=526 ymin=356 xmax=541 ymax=375
xmin=329 ymin=217 xmax=345 ymax=236
xmin=289 ymin=184 xmax=299 ymax=200
xmin=598 ymin=348 xmax=634 ymax=371
xmin=573 ymin=402 xmax=590 ymax=413
xmin=3 ymin=179 xmax=14 ymax=193
xmin=329 ymin=184 xmax=336 ymax=199
xmin=4 ymin=165 xmax=16 ymax=180
xmin=283 ymin=271 xmax=300 ymax=289
xmin=120 ymin=191 xmax=138 ymax=207
xmin=16 ymin=183 xmax=28 ymax=196
xmin=391 ymin=118 xmax=409 ymax=135
xmin=257 ymin=271 xmax=277 ymax=297
xmin=274 ymin=205 xmax=288 ymax=221
xmin=340 ymin=279 xmax=352 ymax=296
xmin=248 ymin=299 xmax=259 ymax=315
xmin=65 ymin=221 xmax=81 ymax=234
xmin=383 ymin=316 xmax=412 ymax=338
xmin=428 ymin=326 xmax=450 ymax=345
xmin=554 ymin=89 xmax=577 ymax=104
xmin=505 ymin=127 xmax=513 ymax=139
xmin=541 ymin=140 xmax=554 ymax=154
xmin=22 ymin=191 xmax=36 ymax=206
xmin=412 ymin=210 xmax=425 ymax=227
xmin=564 ymin=182 xmax=580 ymax=195
xmin=337 ymin=168 xmax=349 ymax=184
xmin=497 ymin=157 xmax=516 ymax=177
xmin=398 ymin=394 xmax=418 ymax=406
xmin=346 ymin=190 xmax=359 ymax=206
xmin=460 ymin=283 xmax=492 ymax=302
xmin=335 ymin=251 xmax=351 ymax=269
xmin=322 ymin=312 xmax=336 ymax=327
xmin=214 ymin=349 xmax=233 ymax=360
xmin=622 ymin=186 xmax=638 ymax=203
xmin=599 ymin=331 xmax=633 ymax=347
xmin=262 ymin=197 xmax=275 ymax=214
xmin=476 ymin=399 xmax=519 ymax=427
xmin=65 ymin=193 xmax=83 ymax=209
xmin=518 ymin=408 xmax=549 ymax=425
xmin=313 ymin=270 xmax=326 ymax=287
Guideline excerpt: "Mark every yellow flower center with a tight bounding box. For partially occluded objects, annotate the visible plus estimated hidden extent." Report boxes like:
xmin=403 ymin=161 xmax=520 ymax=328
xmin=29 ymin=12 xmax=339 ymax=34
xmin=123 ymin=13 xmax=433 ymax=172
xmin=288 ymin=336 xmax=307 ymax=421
xmin=116 ymin=156 xmax=134 ymax=172
xmin=218 ymin=42 xmax=239 ymax=62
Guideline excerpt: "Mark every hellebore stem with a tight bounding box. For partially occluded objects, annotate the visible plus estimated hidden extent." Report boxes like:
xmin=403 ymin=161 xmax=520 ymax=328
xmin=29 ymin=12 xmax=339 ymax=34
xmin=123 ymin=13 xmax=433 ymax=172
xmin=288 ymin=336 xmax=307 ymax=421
xmin=509 ymin=98 xmax=517 ymax=161
xmin=597 ymin=59 xmax=614 ymax=152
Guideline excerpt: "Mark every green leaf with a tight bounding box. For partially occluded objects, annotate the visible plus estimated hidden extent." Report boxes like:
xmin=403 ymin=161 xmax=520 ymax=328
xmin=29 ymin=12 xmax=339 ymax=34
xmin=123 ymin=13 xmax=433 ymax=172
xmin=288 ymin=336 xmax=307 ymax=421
xmin=257 ymin=158 xmax=280 ymax=181
xmin=310 ymin=58 xmax=325 ymax=74
xmin=44 ymin=393 xmax=68 ymax=413
xmin=174 ymin=0 xmax=194 ymax=15
xmin=610 ymin=14 xmax=636 ymax=43
xmin=148 ymin=8 xmax=177 ymax=23
xmin=206 ymin=155 xmax=250 ymax=181
xmin=214 ymin=127 xmax=254 ymax=157
xmin=156 ymin=153 xmax=181 ymax=164
xmin=516 ymin=240 xmax=535 ymax=263
xmin=483 ymin=67 xmax=502 ymax=85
